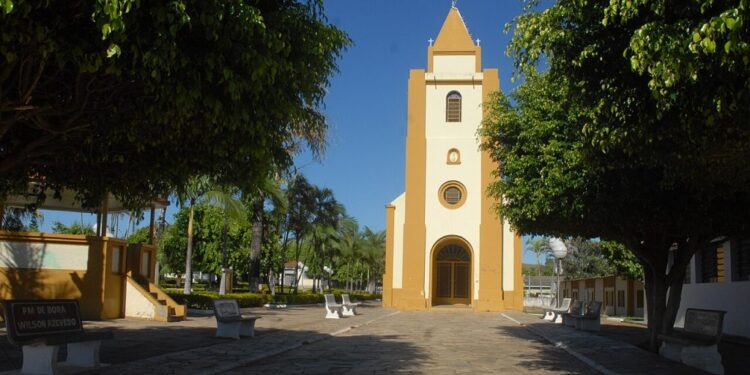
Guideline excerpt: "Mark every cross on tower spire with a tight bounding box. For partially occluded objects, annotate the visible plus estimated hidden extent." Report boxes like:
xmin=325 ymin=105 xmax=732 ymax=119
xmin=452 ymin=0 xmax=458 ymax=9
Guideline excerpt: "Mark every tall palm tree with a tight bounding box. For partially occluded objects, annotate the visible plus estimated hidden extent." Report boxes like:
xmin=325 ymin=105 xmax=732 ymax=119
xmin=526 ymin=238 xmax=551 ymax=295
xmin=284 ymin=175 xmax=316 ymax=294
xmin=175 ymin=176 xmax=211 ymax=295
xmin=360 ymin=227 xmax=385 ymax=294
xmin=247 ymin=176 xmax=286 ymax=293
xmin=336 ymin=216 xmax=361 ymax=292
xmin=305 ymin=189 xmax=341 ymax=292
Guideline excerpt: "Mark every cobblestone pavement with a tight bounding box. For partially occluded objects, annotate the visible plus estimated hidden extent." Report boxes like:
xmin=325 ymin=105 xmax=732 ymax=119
xmin=2 ymin=303 xmax=724 ymax=374
xmin=224 ymin=310 xmax=598 ymax=375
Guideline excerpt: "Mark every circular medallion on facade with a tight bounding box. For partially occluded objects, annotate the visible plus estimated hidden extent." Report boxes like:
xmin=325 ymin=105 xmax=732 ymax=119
xmin=438 ymin=181 xmax=467 ymax=209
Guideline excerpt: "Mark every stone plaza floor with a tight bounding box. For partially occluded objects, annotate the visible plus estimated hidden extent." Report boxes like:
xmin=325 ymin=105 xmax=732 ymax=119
xmin=0 ymin=301 xmax=745 ymax=374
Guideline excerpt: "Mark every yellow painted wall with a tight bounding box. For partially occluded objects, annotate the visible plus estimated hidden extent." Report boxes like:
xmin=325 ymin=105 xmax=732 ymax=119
xmin=0 ymin=232 xmax=159 ymax=320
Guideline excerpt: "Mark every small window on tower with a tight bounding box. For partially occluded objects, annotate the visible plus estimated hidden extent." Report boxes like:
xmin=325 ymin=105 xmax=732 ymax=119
xmin=446 ymin=91 xmax=462 ymax=122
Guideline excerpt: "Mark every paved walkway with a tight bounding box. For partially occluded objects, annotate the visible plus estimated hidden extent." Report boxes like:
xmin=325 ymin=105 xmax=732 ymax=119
xmin=502 ymin=312 xmax=706 ymax=375
xmin=1 ymin=302 xmax=724 ymax=374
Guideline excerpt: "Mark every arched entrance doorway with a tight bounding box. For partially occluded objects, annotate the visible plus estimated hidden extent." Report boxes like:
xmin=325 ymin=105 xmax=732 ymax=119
xmin=432 ymin=239 xmax=472 ymax=306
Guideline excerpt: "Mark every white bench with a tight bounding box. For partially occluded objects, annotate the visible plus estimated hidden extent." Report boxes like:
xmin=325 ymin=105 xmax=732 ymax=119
xmin=561 ymin=300 xmax=583 ymax=327
xmin=571 ymin=301 xmax=602 ymax=331
xmin=659 ymin=308 xmax=726 ymax=375
xmin=324 ymin=294 xmax=343 ymax=319
xmin=544 ymin=297 xmax=571 ymax=324
xmin=341 ymin=294 xmax=361 ymax=316
xmin=212 ymin=299 xmax=261 ymax=339
xmin=2 ymin=299 xmax=113 ymax=375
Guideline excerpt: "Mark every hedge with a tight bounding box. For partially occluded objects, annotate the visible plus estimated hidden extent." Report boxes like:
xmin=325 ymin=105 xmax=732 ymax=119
xmin=165 ymin=290 xmax=381 ymax=309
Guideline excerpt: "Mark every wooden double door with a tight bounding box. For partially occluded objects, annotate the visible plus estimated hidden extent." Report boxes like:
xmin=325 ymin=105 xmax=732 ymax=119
xmin=433 ymin=244 xmax=471 ymax=305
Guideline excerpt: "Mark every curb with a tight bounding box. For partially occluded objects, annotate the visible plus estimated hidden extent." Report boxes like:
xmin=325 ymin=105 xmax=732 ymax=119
xmin=500 ymin=313 xmax=618 ymax=375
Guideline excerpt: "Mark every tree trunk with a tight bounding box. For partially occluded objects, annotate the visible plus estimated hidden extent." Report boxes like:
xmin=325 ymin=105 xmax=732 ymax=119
xmin=249 ymin=199 xmax=263 ymax=293
xmin=183 ymin=199 xmax=196 ymax=295
xmin=219 ymin=211 xmax=229 ymax=296
xmin=268 ymin=269 xmax=276 ymax=296
xmin=293 ymin=237 xmax=302 ymax=294
xmin=642 ymin=264 xmax=668 ymax=352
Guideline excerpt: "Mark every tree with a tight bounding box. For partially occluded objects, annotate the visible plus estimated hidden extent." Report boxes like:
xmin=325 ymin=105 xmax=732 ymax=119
xmin=1 ymin=0 xmax=350 ymax=209
xmin=283 ymin=174 xmax=316 ymax=294
xmin=525 ymin=238 xmax=550 ymax=292
xmin=175 ymin=176 xmax=211 ymax=295
xmin=481 ymin=0 xmax=750 ymax=350
xmin=305 ymin=187 xmax=341 ymax=293
xmin=202 ymin=187 xmax=249 ymax=296
xmin=335 ymin=215 xmax=361 ymax=292
xmin=247 ymin=176 xmax=286 ymax=293
xmin=160 ymin=204 xmax=249 ymax=285
xmin=360 ymin=227 xmax=385 ymax=294
xmin=51 ymin=221 xmax=95 ymax=236
xmin=561 ymin=238 xmax=615 ymax=280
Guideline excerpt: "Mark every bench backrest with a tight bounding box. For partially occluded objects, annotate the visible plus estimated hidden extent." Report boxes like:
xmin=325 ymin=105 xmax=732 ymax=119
xmin=584 ymin=301 xmax=602 ymax=318
xmin=213 ymin=299 xmax=241 ymax=319
xmin=324 ymin=294 xmax=337 ymax=305
xmin=2 ymin=299 xmax=83 ymax=346
xmin=684 ymin=308 xmax=726 ymax=339
xmin=559 ymin=298 xmax=572 ymax=311
xmin=569 ymin=300 xmax=583 ymax=315
xmin=342 ymin=294 xmax=353 ymax=305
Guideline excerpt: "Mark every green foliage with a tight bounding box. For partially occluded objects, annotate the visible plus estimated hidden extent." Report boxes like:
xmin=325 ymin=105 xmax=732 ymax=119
xmin=160 ymin=203 xmax=249 ymax=275
xmin=1 ymin=0 xmax=350 ymax=209
xmin=127 ymin=226 xmax=151 ymax=244
xmin=164 ymin=289 xmax=379 ymax=309
xmin=484 ymin=0 xmax=750 ymax=349
xmin=561 ymin=238 xmax=616 ymax=280
xmin=51 ymin=221 xmax=95 ymax=236
xmin=600 ymin=241 xmax=644 ymax=281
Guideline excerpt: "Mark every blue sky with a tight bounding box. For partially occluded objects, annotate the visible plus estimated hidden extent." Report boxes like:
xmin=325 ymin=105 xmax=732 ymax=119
xmin=40 ymin=1 xmax=540 ymax=262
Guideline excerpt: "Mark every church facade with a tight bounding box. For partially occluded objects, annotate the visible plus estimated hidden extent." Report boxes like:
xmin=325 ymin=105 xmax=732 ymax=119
xmin=382 ymin=6 xmax=523 ymax=311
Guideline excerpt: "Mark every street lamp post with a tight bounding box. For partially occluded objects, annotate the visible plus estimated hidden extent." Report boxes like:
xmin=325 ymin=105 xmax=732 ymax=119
xmin=549 ymin=238 xmax=568 ymax=308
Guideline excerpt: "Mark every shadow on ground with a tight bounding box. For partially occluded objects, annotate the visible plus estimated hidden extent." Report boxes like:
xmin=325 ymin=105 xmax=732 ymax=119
xmin=492 ymin=324 xmax=599 ymax=374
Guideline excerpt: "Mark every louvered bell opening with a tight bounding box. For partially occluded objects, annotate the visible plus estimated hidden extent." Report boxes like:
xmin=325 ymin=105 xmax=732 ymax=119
xmin=444 ymin=187 xmax=462 ymax=205
xmin=446 ymin=94 xmax=461 ymax=122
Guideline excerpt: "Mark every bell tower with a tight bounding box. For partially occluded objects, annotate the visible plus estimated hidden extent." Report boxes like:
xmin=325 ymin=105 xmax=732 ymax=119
xmin=383 ymin=5 xmax=523 ymax=311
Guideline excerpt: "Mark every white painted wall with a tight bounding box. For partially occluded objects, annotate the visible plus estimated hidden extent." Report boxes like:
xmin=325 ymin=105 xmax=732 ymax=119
xmin=433 ymin=55 xmax=476 ymax=74
xmin=125 ymin=279 xmax=156 ymax=320
xmin=502 ymin=221 xmax=515 ymax=291
xmin=423 ymin=68 xmax=484 ymax=300
xmin=677 ymin=281 xmax=750 ymax=337
xmin=0 ymin=241 xmax=89 ymax=270
xmin=392 ymin=193 xmax=406 ymax=289
xmin=677 ymin=240 xmax=750 ymax=337
xmin=615 ymin=277 xmax=628 ymax=316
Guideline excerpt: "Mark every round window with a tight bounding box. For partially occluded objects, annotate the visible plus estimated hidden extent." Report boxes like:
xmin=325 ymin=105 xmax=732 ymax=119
xmin=438 ymin=181 xmax=467 ymax=209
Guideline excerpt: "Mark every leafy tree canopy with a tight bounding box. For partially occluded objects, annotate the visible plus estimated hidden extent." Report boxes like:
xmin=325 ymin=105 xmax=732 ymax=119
xmin=160 ymin=203 xmax=249 ymax=275
xmin=51 ymin=221 xmax=95 ymax=236
xmin=1 ymin=0 xmax=350 ymax=209
xmin=482 ymin=0 xmax=749 ymax=349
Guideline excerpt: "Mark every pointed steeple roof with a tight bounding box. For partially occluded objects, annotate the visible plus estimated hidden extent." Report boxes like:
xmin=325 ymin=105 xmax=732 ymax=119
xmin=433 ymin=7 xmax=476 ymax=52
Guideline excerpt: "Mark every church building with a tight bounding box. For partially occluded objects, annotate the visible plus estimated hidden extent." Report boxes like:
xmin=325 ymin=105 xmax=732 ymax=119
xmin=383 ymin=6 xmax=523 ymax=311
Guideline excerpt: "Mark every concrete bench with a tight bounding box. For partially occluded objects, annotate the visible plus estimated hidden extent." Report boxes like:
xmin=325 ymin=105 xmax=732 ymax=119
xmin=2 ymin=299 xmax=113 ymax=375
xmin=659 ymin=308 xmax=726 ymax=375
xmin=212 ymin=299 xmax=261 ymax=339
xmin=341 ymin=294 xmax=361 ymax=316
xmin=543 ymin=297 xmax=571 ymax=324
xmin=324 ymin=294 xmax=343 ymax=319
xmin=561 ymin=300 xmax=583 ymax=327
xmin=571 ymin=301 xmax=602 ymax=331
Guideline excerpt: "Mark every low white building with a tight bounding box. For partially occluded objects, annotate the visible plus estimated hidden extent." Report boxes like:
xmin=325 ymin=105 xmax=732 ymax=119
xmin=677 ymin=238 xmax=750 ymax=338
